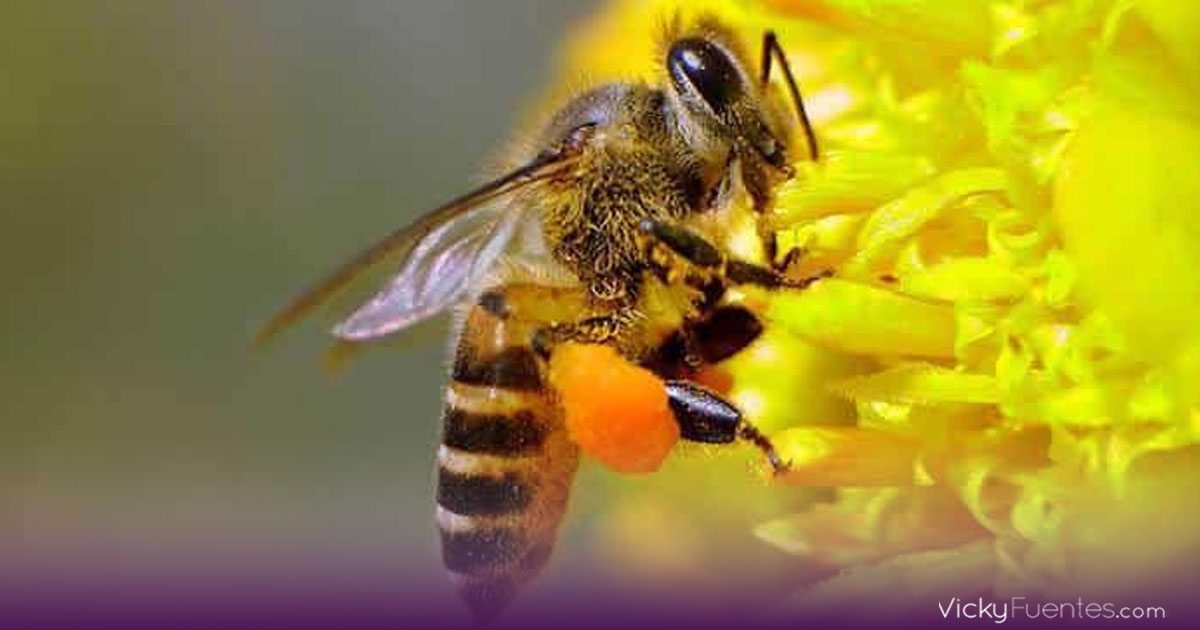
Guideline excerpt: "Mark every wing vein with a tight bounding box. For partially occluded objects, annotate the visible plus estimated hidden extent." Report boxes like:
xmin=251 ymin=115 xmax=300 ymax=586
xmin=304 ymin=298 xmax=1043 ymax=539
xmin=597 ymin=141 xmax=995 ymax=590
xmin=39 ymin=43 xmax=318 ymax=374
xmin=255 ymin=153 xmax=575 ymax=347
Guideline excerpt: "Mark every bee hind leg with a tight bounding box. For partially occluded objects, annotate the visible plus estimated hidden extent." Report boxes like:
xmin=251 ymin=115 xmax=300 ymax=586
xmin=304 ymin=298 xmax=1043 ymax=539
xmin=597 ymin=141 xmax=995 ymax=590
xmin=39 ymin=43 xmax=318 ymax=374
xmin=529 ymin=307 xmax=639 ymax=359
xmin=664 ymin=380 xmax=789 ymax=475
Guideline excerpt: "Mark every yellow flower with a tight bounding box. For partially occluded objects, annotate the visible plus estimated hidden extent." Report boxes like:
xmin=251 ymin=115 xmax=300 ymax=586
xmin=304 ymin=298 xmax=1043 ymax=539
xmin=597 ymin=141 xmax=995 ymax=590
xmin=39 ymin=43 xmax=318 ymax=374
xmin=554 ymin=0 xmax=1200 ymax=617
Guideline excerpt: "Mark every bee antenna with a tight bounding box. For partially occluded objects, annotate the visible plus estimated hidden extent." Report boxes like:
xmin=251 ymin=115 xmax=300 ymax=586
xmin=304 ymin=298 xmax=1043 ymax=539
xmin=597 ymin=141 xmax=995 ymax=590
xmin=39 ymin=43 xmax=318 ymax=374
xmin=760 ymin=31 xmax=819 ymax=162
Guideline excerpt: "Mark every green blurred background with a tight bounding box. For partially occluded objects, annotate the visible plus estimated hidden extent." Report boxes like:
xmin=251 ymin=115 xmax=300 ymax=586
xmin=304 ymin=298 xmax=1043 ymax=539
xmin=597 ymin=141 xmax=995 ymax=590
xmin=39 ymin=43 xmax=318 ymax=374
xmin=3 ymin=0 xmax=600 ymax=608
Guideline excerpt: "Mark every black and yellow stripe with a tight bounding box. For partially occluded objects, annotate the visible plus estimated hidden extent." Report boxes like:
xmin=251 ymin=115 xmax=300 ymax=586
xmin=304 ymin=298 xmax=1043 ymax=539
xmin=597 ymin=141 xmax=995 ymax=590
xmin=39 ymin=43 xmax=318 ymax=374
xmin=441 ymin=407 xmax=547 ymax=457
xmin=436 ymin=469 xmax=532 ymax=516
xmin=450 ymin=346 xmax=543 ymax=391
xmin=435 ymin=284 xmax=584 ymax=622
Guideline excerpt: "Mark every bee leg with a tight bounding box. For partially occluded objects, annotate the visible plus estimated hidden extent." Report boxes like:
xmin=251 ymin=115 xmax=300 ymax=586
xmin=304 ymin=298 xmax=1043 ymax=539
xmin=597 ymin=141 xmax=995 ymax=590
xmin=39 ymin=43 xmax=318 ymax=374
xmin=740 ymin=167 xmax=784 ymax=269
xmin=640 ymin=219 xmax=722 ymax=273
xmin=777 ymin=245 xmax=807 ymax=275
xmin=758 ymin=31 xmax=820 ymax=269
xmin=638 ymin=219 xmax=829 ymax=290
xmin=530 ymin=307 xmax=638 ymax=359
xmin=664 ymin=380 xmax=789 ymax=474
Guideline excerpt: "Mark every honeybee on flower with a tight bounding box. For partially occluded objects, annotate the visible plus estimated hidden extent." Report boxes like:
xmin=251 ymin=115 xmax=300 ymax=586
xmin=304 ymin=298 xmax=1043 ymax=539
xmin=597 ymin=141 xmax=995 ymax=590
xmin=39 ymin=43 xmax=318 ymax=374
xmin=262 ymin=2 xmax=835 ymax=620
xmin=262 ymin=0 xmax=1200 ymax=622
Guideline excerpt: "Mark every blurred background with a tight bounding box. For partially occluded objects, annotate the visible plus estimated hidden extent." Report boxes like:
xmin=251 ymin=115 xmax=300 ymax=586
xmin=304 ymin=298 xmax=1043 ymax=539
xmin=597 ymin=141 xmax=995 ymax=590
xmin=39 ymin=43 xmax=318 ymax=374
xmin=2 ymin=0 xmax=623 ymax=623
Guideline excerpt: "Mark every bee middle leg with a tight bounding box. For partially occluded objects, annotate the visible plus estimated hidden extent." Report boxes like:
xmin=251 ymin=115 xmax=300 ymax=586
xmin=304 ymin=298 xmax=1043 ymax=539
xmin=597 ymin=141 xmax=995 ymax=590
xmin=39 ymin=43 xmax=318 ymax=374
xmin=529 ymin=306 xmax=639 ymax=359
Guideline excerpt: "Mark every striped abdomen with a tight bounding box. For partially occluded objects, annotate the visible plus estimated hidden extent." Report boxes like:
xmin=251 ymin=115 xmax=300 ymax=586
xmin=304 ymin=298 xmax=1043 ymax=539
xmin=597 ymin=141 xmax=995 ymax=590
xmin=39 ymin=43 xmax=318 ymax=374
xmin=436 ymin=284 xmax=583 ymax=621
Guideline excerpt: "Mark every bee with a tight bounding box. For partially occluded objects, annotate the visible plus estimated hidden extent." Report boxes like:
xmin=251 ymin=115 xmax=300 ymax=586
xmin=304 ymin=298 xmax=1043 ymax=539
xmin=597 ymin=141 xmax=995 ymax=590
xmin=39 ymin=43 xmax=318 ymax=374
xmin=259 ymin=16 xmax=821 ymax=622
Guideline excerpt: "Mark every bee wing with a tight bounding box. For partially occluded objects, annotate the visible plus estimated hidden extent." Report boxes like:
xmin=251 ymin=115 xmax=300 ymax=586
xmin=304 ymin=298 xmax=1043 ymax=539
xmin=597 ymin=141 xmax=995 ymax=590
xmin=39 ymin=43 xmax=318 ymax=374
xmin=331 ymin=204 xmax=521 ymax=340
xmin=256 ymin=152 xmax=575 ymax=347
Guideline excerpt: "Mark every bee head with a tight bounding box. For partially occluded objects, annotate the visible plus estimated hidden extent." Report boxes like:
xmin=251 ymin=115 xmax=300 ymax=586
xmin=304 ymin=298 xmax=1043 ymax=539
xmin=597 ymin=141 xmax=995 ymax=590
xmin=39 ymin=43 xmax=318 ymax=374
xmin=666 ymin=36 xmax=788 ymax=172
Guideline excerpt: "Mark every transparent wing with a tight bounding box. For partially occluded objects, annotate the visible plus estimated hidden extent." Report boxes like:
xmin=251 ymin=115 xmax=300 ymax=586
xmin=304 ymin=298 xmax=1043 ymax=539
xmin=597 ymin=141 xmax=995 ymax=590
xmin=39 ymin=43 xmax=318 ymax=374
xmin=256 ymin=151 xmax=577 ymax=347
xmin=331 ymin=203 xmax=521 ymax=340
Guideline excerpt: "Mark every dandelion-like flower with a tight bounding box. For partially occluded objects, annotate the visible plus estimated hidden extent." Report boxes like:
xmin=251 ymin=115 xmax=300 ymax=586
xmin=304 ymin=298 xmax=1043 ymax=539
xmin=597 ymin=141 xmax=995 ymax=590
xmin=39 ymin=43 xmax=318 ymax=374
xmin=554 ymin=0 xmax=1200 ymax=620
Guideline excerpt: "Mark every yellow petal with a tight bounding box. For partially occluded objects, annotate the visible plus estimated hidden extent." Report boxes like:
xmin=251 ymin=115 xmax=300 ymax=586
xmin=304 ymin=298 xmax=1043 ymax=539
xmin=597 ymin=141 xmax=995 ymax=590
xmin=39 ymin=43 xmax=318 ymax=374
xmin=775 ymin=427 xmax=921 ymax=486
xmin=764 ymin=0 xmax=993 ymax=54
xmin=900 ymin=257 xmax=1029 ymax=303
xmin=1134 ymin=0 xmax=1200 ymax=89
xmin=774 ymin=151 xmax=936 ymax=224
xmin=829 ymin=363 xmax=1002 ymax=405
xmin=769 ymin=279 xmax=957 ymax=357
xmin=727 ymin=328 xmax=869 ymax=433
xmin=849 ymin=168 xmax=1009 ymax=275
xmin=755 ymin=508 xmax=879 ymax=566
xmin=1053 ymin=98 xmax=1200 ymax=364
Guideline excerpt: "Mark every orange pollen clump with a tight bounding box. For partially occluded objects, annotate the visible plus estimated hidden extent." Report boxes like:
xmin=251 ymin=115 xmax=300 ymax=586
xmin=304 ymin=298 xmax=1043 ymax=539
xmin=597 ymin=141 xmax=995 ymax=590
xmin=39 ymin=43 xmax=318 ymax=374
xmin=547 ymin=342 xmax=680 ymax=474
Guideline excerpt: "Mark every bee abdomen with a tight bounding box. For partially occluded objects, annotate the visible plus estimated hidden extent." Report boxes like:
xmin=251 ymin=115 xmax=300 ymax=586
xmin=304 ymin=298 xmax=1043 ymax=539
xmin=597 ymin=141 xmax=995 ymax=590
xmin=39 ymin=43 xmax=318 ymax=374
xmin=436 ymin=287 xmax=581 ymax=621
xmin=435 ymin=400 xmax=575 ymax=620
xmin=451 ymin=345 xmax=542 ymax=391
xmin=442 ymin=407 xmax=547 ymax=457
xmin=436 ymin=467 xmax=533 ymax=517
xmin=439 ymin=522 xmax=524 ymax=572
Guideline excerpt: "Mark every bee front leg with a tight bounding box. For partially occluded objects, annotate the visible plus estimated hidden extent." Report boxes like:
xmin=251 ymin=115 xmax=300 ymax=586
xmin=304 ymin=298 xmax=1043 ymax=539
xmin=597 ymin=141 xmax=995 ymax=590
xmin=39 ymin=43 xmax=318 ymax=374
xmin=665 ymin=380 xmax=789 ymax=474
xmin=638 ymin=219 xmax=829 ymax=290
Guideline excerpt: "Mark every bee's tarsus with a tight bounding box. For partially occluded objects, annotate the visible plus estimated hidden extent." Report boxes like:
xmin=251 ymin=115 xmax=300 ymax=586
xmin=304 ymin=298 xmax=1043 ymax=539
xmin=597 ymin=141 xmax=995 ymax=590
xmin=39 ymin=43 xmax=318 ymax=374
xmin=725 ymin=260 xmax=782 ymax=288
xmin=736 ymin=422 xmax=789 ymax=476
xmin=777 ymin=246 xmax=806 ymax=273
xmin=664 ymin=380 xmax=787 ymax=474
xmin=781 ymin=268 xmax=834 ymax=290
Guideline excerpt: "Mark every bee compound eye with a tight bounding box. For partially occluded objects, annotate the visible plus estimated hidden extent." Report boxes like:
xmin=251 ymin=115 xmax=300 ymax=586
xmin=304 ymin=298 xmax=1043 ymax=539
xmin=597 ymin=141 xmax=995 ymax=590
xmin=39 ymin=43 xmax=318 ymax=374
xmin=667 ymin=38 xmax=745 ymax=115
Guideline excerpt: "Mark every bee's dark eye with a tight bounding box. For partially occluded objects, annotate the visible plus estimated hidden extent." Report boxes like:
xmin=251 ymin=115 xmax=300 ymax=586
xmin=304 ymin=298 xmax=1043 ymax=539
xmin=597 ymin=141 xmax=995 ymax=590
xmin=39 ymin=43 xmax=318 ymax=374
xmin=667 ymin=38 xmax=745 ymax=115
